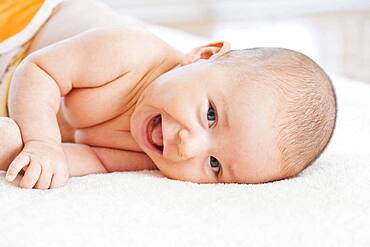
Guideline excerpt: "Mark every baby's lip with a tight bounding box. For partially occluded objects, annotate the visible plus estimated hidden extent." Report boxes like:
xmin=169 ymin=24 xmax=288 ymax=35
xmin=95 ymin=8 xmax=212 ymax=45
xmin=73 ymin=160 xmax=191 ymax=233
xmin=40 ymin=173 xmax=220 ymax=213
xmin=150 ymin=114 xmax=163 ymax=147
xmin=142 ymin=113 xmax=163 ymax=156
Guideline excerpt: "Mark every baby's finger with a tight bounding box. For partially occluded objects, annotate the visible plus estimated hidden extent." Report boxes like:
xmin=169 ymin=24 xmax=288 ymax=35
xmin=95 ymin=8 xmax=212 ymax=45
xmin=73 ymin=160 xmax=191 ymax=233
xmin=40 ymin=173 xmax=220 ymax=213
xmin=34 ymin=165 xmax=53 ymax=190
xmin=6 ymin=154 xmax=30 ymax=182
xmin=19 ymin=162 xmax=41 ymax=189
xmin=50 ymin=170 xmax=68 ymax=189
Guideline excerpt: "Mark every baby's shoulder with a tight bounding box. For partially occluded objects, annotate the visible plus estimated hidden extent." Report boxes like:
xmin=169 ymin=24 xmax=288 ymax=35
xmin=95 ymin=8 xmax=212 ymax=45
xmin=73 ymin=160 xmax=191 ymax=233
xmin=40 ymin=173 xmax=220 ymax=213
xmin=110 ymin=27 xmax=179 ymax=73
xmin=84 ymin=27 xmax=169 ymax=69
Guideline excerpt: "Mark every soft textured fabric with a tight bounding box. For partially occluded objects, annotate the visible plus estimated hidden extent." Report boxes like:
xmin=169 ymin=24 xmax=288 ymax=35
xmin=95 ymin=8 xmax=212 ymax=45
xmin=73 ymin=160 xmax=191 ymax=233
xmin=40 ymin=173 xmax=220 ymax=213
xmin=0 ymin=27 xmax=369 ymax=247
xmin=0 ymin=0 xmax=62 ymax=54
xmin=0 ymin=0 xmax=44 ymax=42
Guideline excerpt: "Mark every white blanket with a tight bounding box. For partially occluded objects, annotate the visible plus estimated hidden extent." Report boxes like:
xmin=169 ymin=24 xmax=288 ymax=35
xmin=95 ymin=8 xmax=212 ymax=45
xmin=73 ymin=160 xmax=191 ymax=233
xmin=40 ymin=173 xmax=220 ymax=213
xmin=1 ymin=28 xmax=370 ymax=247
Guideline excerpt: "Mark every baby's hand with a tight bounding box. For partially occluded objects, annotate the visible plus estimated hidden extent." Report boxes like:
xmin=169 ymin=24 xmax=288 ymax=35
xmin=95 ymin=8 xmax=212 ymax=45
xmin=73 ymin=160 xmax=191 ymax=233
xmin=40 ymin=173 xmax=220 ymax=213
xmin=6 ymin=140 xmax=69 ymax=189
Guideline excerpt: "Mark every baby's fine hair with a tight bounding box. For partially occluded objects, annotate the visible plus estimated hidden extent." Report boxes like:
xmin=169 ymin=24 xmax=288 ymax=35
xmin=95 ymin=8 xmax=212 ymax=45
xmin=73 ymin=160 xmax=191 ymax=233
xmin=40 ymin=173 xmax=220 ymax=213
xmin=212 ymin=47 xmax=337 ymax=177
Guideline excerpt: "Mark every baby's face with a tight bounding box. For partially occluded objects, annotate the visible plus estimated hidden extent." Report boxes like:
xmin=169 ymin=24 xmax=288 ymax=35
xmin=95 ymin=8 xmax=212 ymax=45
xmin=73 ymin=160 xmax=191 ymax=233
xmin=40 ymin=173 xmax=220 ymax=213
xmin=131 ymin=60 xmax=284 ymax=184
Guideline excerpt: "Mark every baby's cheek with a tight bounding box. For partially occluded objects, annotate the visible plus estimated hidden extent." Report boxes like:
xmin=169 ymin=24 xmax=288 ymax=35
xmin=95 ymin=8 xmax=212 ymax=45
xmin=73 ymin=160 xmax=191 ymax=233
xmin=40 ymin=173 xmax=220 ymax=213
xmin=156 ymin=166 xmax=178 ymax=180
xmin=153 ymin=161 xmax=182 ymax=180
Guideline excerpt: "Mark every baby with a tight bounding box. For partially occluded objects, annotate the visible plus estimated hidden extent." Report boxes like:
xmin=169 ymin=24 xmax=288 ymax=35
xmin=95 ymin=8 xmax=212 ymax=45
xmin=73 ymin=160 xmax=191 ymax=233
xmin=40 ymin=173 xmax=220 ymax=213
xmin=0 ymin=0 xmax=337 ymax=189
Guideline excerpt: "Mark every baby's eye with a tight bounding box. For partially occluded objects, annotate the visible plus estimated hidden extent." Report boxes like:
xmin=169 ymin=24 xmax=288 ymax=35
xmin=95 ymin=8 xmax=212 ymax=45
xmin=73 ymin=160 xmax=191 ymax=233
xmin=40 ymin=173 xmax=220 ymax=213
xmin=210 ymin=156 xmax=221 ymax=174
xmin=207 ymin=103 xmax=217 ymax=127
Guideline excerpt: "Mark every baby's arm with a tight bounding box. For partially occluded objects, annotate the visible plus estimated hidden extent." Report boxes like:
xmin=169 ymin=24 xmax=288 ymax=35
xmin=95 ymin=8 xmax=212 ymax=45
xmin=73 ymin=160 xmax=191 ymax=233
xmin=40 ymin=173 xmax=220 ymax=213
xmin=2 ymin=112 xmax=155 ymax=188
xmin=7 ymin=27 xmax=165 ymax=189
xmin=0 ymin=117 xmax=107 ymax=179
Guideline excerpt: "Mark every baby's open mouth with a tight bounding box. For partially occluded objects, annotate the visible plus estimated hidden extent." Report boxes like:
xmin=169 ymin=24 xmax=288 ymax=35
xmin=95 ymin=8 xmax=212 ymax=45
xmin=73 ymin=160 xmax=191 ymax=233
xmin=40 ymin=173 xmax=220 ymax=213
xmin=147 ymin=114 xmax=163 ymax=153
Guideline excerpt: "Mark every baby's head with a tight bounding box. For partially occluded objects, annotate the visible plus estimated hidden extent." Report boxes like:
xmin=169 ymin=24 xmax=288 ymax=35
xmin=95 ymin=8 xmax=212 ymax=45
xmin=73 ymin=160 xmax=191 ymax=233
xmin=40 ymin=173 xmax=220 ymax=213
xmin=131 ymin=42 xmax=337 ymax=184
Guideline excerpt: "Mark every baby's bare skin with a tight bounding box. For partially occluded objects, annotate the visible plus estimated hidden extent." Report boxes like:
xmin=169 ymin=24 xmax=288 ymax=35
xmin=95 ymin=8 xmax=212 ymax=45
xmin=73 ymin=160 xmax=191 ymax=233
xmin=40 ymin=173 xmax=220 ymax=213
xmin=0 ymin=117 xmax=109 ymax=187
xmin=3 ymin=0 xmax=182 ymax=188
xmin=27 ymin=0 xmax=177 ymax=158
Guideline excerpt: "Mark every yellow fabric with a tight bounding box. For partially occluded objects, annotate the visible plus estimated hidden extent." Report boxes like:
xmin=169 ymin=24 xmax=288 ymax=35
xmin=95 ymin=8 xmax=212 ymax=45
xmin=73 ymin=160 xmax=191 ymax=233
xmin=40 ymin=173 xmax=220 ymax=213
xmin=0 ymin=0 xmax=45 ymax=117
xmin=0 ymin=43 xmax=31 ymax=117
xmin=0 ymin=0 xmax=45 ymax=42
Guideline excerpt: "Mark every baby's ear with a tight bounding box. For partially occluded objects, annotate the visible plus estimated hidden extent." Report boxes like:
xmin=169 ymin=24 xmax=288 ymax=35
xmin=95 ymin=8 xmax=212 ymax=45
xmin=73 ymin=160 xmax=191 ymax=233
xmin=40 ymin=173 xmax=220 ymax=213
xmin=182 ymin=41 xmax=231 ymax=65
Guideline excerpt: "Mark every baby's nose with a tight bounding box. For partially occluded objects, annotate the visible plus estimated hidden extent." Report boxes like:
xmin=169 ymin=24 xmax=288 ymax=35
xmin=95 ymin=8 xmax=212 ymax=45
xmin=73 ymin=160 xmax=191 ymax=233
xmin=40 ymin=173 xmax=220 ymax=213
xmin=176 ymin=128 xmax=208 ymax=160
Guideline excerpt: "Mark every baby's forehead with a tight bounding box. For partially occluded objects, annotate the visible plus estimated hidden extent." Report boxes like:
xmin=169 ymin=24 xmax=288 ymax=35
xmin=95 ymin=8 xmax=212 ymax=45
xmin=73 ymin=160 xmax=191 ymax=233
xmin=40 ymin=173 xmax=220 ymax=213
xmin=212 ymin=76 xmax=277 ymax=109
xmin=202 ymin=63 xmax=282 ymax=118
